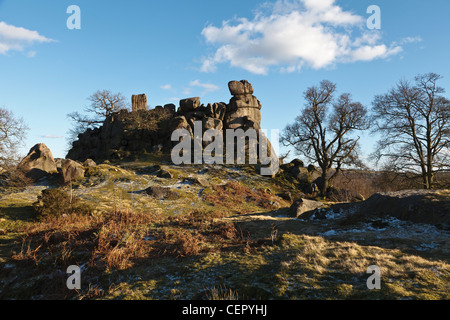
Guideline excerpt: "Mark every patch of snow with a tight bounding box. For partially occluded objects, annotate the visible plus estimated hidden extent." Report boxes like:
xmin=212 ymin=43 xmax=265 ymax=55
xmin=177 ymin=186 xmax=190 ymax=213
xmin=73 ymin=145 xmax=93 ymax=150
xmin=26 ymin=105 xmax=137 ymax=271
xmin=322 ymin=230 xmax=337 ymax=236
xmin=414 ymin=242 xmax=440 ymax=251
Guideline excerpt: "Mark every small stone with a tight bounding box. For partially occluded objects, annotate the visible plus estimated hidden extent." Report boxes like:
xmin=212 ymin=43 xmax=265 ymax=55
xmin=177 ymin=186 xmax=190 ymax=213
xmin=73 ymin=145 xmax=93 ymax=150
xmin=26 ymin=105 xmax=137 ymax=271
xmin=143 ymin=186 xmax=179 ymax=200
xmin=183 ymin=177 xmax=210 ymax=187
xmin=157 ymin=169 xmax=173 ymax=179
xmin=83 ymin=159 xmax=97 ymax=167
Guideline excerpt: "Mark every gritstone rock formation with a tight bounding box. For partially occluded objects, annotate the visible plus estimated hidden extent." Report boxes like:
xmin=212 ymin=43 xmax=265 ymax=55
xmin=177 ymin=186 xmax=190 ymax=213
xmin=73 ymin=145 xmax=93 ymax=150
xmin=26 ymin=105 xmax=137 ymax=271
xmin=225 ymin=80 xmax=262 ymax=131
xmin=18 ymin=143 xmax=58 ymax=179
xmin=67 ymin=80 xmax=277 ymax=171
xmin=60 ymin=159 xmax=85 ymax=184
xmin=132 ymin=94 xmax=147 ymax=112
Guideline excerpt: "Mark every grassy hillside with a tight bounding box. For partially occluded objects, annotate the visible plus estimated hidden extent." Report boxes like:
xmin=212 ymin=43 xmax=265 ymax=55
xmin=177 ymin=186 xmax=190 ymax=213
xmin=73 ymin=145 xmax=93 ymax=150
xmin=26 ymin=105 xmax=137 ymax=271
xmin=0 ymin=155 xmax=449 ymax=300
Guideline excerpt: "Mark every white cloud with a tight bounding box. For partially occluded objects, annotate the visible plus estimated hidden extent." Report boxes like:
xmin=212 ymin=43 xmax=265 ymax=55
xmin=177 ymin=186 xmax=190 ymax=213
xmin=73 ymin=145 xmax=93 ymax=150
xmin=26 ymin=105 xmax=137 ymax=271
xmin=350 ymin=45 xmax=402 ymax=62
xmin=160 ymin=84 xmax=172 ymax=90
xmin=41 ymin=134 xmax=63 ymax=139
xmin=0 ymin=21 xmax=55 ymax=55
xmin=200 ymin=0 xmax=407 ymax=74
xmin=397 ymin=36 xmax=423 ymax=45
xmin=189 ymin=80 xmax=219 ymax=94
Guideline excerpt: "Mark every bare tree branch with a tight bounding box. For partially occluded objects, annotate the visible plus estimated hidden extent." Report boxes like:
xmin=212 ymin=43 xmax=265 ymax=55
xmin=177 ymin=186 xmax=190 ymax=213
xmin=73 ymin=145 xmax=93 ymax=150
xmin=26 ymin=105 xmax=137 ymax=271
xmin=371 ymin=72 xmax=450 ymax=189
xmin=67 ymin=90 xmax=129 ymax=146
xmin=0 ymin=107 xmax=29 ymax=167
xmin=281 ymin=80 xmax=370 ymax=195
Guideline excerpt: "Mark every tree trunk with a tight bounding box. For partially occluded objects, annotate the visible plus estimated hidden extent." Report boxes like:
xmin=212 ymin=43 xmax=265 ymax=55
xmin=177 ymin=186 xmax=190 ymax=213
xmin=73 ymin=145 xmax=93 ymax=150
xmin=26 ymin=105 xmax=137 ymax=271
xmin=320 ymin=170 xmax=328 ymax=197
xmin=422 ymin=172 xmax=432 ymax=190
xmin=426 ymin=171 xmax=433 ymax=190
xmin=422 ymin=174 xmax=429 ymax=190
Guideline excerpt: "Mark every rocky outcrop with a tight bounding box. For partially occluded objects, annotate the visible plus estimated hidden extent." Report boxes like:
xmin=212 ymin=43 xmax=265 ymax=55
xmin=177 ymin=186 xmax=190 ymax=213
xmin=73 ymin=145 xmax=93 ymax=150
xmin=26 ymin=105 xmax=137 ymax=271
xmin=132 ymin=94 xmax=147 ymax=112
xmin=17 ymin=143 xmax=57 ymax=179
xmin=172 ymin=98 xmax=227 ymax=135
xmin=67 ymin=109 xmax=173 ymax=162
xmin=67 ymin=80 xmax=278 ymax=171
xmin=280 ymin=159 xmax=321 ymax=184
xmin=205 ymin=102 xmax=226 ymax=122
xmin=225 ymin=80 xmax=261 ymax=131
xmin=358 ymin=190 xmax=450 ymax=229
xmin=17 ymin=144 xmax=88 ymax=184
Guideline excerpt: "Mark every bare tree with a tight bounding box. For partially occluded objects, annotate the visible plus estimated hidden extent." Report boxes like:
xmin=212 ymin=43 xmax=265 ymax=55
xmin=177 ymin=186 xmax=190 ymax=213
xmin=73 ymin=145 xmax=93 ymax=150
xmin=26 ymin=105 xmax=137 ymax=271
xmin=281 ymin=80 xmax=370 ymax=195
xmin=67 ymin=90 xmax=129 ymax=143
xmin=0 ymin=107 xmax=29 ymax=167
xmin=85 ymin=90 xmax=129 ymax=118
xmin=372 ymin=72 xmax=450 ymax=189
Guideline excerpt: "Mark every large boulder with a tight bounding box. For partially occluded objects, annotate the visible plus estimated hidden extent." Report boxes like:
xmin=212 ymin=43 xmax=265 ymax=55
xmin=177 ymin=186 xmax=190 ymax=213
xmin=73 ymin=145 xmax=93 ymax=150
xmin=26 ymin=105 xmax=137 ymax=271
xmin=179 ymin=97 xmax=201 ymax=113
xmin=60 ymin=159 xmax=85 ymax=184
xmin=132 ymin=94 xmax=147 ymax=112
xmin=225 ymin=80 xmax=262 ymax=131
xmin=290 ymin=166 xmax=309 ymax=181
xmin=358 ymin=190 xmax=450 ymax=229
xmin=17 ymin=143 xmax=57 ymax=179
xmin=289 ymin=198 xmax=325 ymax=219
xmin=83 ymin=159 xmax=97 ymax=167
xmin=228 ymin=80 xmax=254 ymax=96
xmin=164 ymin=104 xmax=176 ymax=114
xmin=290 ymin=159 xmax=304 ymax=167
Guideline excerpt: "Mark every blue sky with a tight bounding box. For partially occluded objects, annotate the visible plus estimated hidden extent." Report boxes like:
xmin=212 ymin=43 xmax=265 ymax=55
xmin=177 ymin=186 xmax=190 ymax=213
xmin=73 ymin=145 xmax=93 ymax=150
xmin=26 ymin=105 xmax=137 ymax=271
xmin=1 ymin=0 xmax=449 ymax=166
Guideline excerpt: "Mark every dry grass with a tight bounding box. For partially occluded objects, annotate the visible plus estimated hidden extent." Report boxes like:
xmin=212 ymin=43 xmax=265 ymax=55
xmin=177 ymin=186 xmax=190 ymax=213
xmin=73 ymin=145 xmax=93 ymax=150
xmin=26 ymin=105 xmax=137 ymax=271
xmin=275 ymin=233 xmax=450 ymax=299
xmin=2 ymin=203 xmax=251 ymax=299
xmin=9 ymin=206 xmax=245 ymax=271
xmin=154 ymin=209 xmax=242 ymax=257
xmin=203 ymin=181 xmax=279 ymax=214
xmin=205 ymin=285 xmax=240 ymax=300
xmin=92 ymin=210 xmax=156 ymax=270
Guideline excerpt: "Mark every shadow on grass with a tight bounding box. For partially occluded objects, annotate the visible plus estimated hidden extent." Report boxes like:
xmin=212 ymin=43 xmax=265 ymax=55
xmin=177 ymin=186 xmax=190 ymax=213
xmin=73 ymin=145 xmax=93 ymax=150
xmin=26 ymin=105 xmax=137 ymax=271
xmin=231 ymin=207 xmax=450 ymax=263
xmin=0 ymin=205 xmax=35 ymax=222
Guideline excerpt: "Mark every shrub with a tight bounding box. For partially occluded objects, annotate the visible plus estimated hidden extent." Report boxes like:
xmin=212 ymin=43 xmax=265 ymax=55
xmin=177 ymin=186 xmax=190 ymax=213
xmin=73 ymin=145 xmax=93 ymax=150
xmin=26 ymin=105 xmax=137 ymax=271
xmin=33 ymin=188 xmax=92 ymax=219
